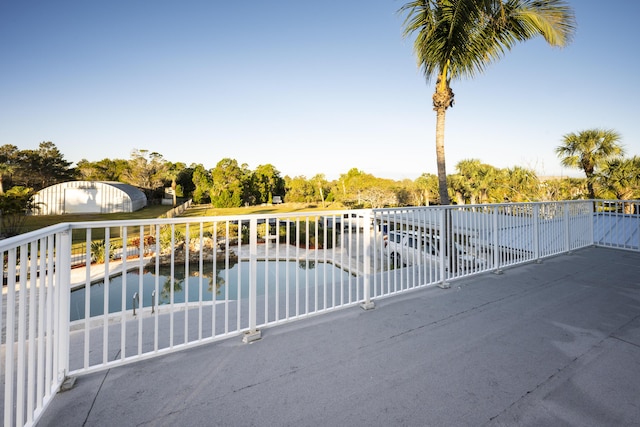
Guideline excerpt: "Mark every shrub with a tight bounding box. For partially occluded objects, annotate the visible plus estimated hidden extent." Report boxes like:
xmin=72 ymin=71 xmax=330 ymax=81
xmin=159 ymin=226 xmax=185 ymax=253
xmin=90 ymin=240 xmax=115 ymax=263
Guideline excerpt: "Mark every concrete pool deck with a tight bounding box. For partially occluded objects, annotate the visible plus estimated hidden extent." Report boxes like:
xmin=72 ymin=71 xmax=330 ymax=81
xmin=37 ymin=246 xmax=640 ymax=426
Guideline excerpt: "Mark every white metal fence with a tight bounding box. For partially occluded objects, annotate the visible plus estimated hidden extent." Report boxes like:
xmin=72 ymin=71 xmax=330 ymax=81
xmin=1 ymin=200 xmax=638 ymax=426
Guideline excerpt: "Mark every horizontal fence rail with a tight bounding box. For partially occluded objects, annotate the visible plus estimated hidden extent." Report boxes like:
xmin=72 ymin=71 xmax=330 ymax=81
xmin=1 ymin=199 xmax=638 ymax=426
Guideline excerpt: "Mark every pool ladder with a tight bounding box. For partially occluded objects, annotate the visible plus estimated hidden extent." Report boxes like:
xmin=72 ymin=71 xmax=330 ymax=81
xmin=132 ymin=290 xmax=157 ymax=316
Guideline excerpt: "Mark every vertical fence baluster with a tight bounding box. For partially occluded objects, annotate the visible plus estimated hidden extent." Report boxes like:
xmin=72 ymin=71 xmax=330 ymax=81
xmin=84 ymin=229 xmax=91 ymax=369
xmin=243 ymin=218 xmax=261 ymax=343
xmin=103 ymin=228 xmax=110 ymax=365
xmin=361 ymin=211 xmax=374 ymax=310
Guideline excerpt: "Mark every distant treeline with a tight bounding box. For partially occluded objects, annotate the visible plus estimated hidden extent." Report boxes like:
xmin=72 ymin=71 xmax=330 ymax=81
xmin=0 ymin=141 xmax=598 ymax=209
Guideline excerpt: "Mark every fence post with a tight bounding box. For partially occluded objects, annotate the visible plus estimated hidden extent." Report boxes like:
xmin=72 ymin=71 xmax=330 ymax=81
xmin=4 ymin=250 xmax=17 ymax=427
xmin=637 ymin=202 xmax=640 ymax=252
xmin=360 ymin=210 xmax=375 ymax=310
xmin=243 ymin=218 xmax=261 ymax=343
xmin=533 ymin=204 xmax=541 ymax=262
xmin=437 ymin=208 xmax=450 ymax=288
xmin=56 ymin=230 xmax=72 ymax=387
xmin=564 ymin=202 xmax=571 ymax=253
xmin=492 ymin=206 xmax=502 ymax=274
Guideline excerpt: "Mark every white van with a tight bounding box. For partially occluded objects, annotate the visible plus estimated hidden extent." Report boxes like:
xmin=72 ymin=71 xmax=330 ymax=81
xmin=385 ymin=230 xmax=484 ymax=271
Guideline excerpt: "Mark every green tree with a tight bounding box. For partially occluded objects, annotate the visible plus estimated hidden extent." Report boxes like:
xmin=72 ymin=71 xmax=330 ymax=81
xmin=392 ymin=179 xmax=414 ymax=206
xmin=176 ymin=166 xmax=195 ymax=199
xmin=540 ymin=177 xmax=587 ymax=201
xmin=333 ymin=169 xmax=399 ymax=208
xmin=447 ymin=173 xmax=468 ymax=205
xmin=359 ymin=183 xmax=398 ymax=208
xmin=252 ymin=164 xmax=285 ymax=205
xmin=284 ymin=176 xmax=315 ymax=203
xmin=210 ymin=158 xmax=247 ymax=208
xmin=454 ymin=159 xmax=499 ymax=204
xmin=0 ymin=144 xmax=19 ymax=195
xmin=0 ymin=163 xmax=11 ymax=195
xmin=597 ymin=156 xmax=640 ymax=212
xmin=191 ymin=164 xmax=212 ymax=204
xmin=76 ymin=158 xmax=129 ymax=181
xmin=122 ymin=149 xmax=169 ymax=200
xmin=311 ymin=174 xmax=329 ymax=208
xmin=334 ymin=168 xmax=369 ymax=207
xmin=0 ymin=186 xmax=38 ymax=237
xmin=501 ymin=166 xmax=539 ymax=202
xmin=555 ymin=129 xmax=624 ymax=199
xmin=164 ymin=162 xmax=187 ymax=207
xmin=400 ymin=0 xmax=575 ymax=205
xmin=414 ymin=173 xmax=439 ymax=205
xmin=12 ymin=142 xmax=74 ymax=190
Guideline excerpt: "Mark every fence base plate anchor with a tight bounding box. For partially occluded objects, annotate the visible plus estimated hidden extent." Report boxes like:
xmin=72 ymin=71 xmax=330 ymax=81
xmin=494 ymin=269 xmax=504 ymax=275
xmin=60 ymin=376 xmax=77 ymax=392
xmin=437 ymin=282 xmax=451 ymax=289
xmin=360 ymin=301 xmax=375 ymax=310
xmin=242 ymin=329 xmax=262 ymax=344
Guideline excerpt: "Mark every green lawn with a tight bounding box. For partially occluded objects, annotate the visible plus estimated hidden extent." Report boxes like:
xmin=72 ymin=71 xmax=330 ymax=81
xmin=22 ymin=202 xmax=340 ymax=234
xmin=21 ymin=204 xmax=174 ymax=233
xmin=16 ymin=202 xmax=343 ymax=247
xmin=180 ymin=202 xmax=340 ymax=218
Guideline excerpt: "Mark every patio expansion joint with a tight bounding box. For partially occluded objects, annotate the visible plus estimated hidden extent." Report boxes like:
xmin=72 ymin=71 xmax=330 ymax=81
xmin=360 ymin=290 xmax=523 ymax=350
xmin=611 ymin=335 xmax=640 ymax=349
xmin=81 ymin=368 xmax=112 ymax=427
xmin=486 ymin=310 xmax=640 ymax=424
xmin=610 ymin=311 xmax=640 ymax=349
xmin=485 ymin=337 xmax=607 ymax=425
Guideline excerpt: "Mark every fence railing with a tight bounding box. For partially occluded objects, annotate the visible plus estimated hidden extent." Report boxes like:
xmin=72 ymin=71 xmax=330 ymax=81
xmin=1 ymin=199 xmax=638 ymax=426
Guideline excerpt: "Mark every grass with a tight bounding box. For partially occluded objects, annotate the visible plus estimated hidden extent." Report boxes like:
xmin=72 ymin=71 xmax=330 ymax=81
xmin=15 ymin=205 xmax=176 ymax=247
xmin=21 ymin=204 xmax=174 ymax=233
xmin=180 ymin=202 xmax=342 ymax=218
xmin=16 ymin=202 xmax=345 ymax=249
xmin=22 ymin=202 xmax=342 ymax=234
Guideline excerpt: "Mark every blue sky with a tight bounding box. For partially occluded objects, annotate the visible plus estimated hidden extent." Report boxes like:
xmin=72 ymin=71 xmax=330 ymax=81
xmin=1 ymin=0 xmax=638 ymax=181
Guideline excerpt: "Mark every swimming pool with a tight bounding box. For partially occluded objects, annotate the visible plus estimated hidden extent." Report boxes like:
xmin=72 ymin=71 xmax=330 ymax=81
xmin=70 ymin=260 xmax=352 ymax=321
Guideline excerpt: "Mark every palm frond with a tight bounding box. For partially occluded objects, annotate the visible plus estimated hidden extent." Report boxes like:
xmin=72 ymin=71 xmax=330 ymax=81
xmin=399 ymin=0 xmax=576 ymax=82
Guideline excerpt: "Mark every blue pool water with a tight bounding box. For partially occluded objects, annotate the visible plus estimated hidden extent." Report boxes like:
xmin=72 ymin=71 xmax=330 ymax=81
xmin=70 ymin=260 xmax=351 ymax=321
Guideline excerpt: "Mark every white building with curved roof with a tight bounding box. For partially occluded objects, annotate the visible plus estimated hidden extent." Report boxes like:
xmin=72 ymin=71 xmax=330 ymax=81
xmin=32 ymin=181 xmax=147 ymax=215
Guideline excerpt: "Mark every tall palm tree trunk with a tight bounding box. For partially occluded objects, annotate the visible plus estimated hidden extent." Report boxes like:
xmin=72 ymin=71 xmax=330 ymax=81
xmin=433 ymin=74 xmax=454 ymax=206
xmin=585 ymin=169 xmax=596 ymax=199
xmin=433 ymin=77 xmax=455 ymax=277
xmin=435 ymin=107 xmax=450 ymax=205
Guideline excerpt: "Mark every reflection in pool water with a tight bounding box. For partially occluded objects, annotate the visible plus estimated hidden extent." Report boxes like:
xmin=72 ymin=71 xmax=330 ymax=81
xmin=70 ymin=260 xmax=351 ymax=321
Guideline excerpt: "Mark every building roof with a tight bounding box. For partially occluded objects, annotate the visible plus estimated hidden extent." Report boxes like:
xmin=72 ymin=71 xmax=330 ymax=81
xmin=32 ymin=180 xmax=147 ymax=214
xmin=98 ymin=181 xmax=147 ymax=204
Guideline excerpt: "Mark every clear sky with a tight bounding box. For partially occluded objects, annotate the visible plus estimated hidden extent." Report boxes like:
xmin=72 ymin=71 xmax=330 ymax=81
xmin=1 ymin=0 xmax=638 ymax=181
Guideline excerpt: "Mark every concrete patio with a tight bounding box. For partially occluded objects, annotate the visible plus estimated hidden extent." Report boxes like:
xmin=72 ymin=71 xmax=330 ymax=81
xmin=37 ymin=247 xmax=640 ymax=426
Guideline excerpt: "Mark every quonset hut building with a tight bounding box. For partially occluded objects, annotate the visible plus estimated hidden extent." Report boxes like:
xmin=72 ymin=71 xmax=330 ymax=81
xmin=32 ymin=181 xmax=147 ymax=215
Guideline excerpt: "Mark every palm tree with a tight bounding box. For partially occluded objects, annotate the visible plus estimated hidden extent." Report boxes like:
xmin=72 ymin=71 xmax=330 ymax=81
xmin=503 ymin=166 xmax=539 ymax=202
xmin=399 ymin=0 xmax=575 ymax=205
xmin=414 ymin=173 xmax=439 ymax=205
xmin=459 ymin=159 xmax=501 ymax=204
xmin=555 ymin=128 xmax=624 ymax=199
xmin=597 ymin=156 xmax=640 ymax=213
xmin=540 ymin=177 xmax=586 ymax=201
xmin=447 ymin=173 xmax=468 ymax=205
